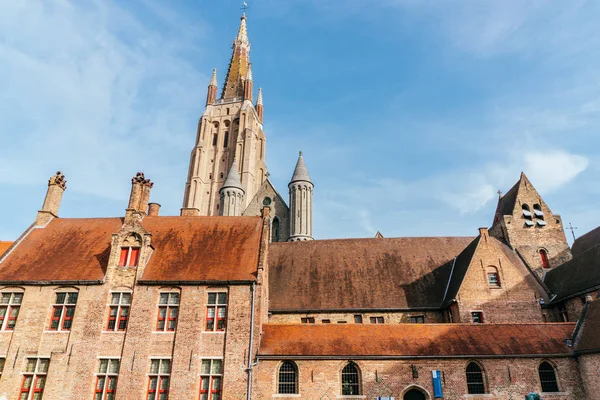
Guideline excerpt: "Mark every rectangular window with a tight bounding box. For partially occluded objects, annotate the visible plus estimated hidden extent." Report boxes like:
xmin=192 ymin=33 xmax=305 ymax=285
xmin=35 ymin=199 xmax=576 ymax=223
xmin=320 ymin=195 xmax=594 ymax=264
xmin=487 ymin=273 xmax=499 ymax=287
xmin=156 ymin=293 xmax=179 ymax=332
xmin=471 ymin=311 xmax=484 ymax=324
xmin=370 ymin=316 xmax=384 ymax=324
xmin=0 ymin=357 xmax=5 ymax=376
xmin=409 ymin=315 xmax=425 ymax=324
xmin=212 ymin=134 xmax=218 ymax=146
xmin=20 ymin=358 xmax=49 ymax=400
xmin=223 ymin=131 xmax=229 ymax=148
xmin=353 ymin=315 xmax=363 ymax=324
xmin=205 ymin=293 xmax=227 ymax=332
xmin=107 ymin=293 xmax=131 ymax=332
xmin=49 ymin=292 xmax=78 ymax=331
xmin=300 ymin=317 xmax=315 ymax=324
xmin=321 ymin=319 xmax=331 ymax=324
xmin=147 ymin=359 xmax=170 ymax=400
xmin=558 ymin=303 xmax=569 ymax=322
xmin=199 ymin=359 xmax=223 ymax=400
xmin=118 ymin=247 xmax=140 ymax=267
xmin=95 ymin=358 xmax=119 ymax=400
xmin=0 ymin=292 xmax=22 ymax=330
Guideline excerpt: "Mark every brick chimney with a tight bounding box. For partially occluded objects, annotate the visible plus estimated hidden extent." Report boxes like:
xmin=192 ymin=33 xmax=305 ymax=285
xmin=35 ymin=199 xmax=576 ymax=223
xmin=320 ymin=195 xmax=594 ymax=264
xmin=36 ymin=171 xmax=67 ymax=226
xmin=147 ymin=203 xmax=161 ymax=217
xmin=127 ymin=172 xmax=153 ymax=214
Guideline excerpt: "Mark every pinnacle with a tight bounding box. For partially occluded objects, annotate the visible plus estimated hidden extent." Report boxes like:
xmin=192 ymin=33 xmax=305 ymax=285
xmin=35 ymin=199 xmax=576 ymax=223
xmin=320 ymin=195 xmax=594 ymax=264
xmin=246 ymin=63 xmax=253 ymax=81
xmin=209 ymin=68 xmax=217 ymax=86
xmin=256 ymin=87 xmax=263 ymax=105
xmin=222 ymin=159 xmax=244 ymax=191
xmin=290 ymin=151 xmax=312 ymax=184
xmin=235 ymin=13 xmax=249 ymax=47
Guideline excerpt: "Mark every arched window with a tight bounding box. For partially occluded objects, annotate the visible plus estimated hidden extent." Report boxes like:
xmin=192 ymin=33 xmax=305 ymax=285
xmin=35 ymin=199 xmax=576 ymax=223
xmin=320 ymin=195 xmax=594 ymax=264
xmin=341 ymin=362 xmax=361 ymax=395
xmin=486 ymin=266 xmax=500 ymax=287
xmin=522 ymin=204 xmax=534 ymax=228
xmin=533 ymin=204 xmax=544 ymax=219
xmin=223 ymin=131 xmax=229 ymax=148
xmin=404 ymin=388 xmax=426 ymax=400
xmin=271 ymin=217 xmax=280 ymax=243
xmin=278 ymin=361 xmax=298 ymax=394
xmin=539 ymin=362 xmax=559 ymax=392
xmin=540 ymin=249 xmax=550 ymax=269
xmin=466 ymin=362 xmax=486 ymax=394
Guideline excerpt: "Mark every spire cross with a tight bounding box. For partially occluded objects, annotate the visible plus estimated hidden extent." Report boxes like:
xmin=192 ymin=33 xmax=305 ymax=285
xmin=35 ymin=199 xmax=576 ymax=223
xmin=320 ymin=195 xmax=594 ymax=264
xmin=566 ymin=223 xmax=578 ymax=242
xmin=241 ymin=2 xmax=249 ymax=12
xmin=497 ymin=190 xmax=502 ymax=198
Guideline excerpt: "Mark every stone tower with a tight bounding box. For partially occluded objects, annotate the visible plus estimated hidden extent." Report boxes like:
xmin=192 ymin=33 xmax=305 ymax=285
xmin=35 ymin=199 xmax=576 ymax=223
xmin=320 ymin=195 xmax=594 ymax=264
xmin=489 ymin=172 xmax=571 ymax=278
xmin=219 ymin=159 xmax=244 ymax=216
xmin=182 ymin=13 xmax=267 ymax=216
xmin=288 ymin=152 xmax=313 ymax=242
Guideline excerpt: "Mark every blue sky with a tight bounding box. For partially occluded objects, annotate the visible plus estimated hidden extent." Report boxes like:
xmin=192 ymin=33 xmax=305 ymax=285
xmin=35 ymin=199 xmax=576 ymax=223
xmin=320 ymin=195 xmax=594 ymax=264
xmin=1 ymin=0 xmax=598 ymax=242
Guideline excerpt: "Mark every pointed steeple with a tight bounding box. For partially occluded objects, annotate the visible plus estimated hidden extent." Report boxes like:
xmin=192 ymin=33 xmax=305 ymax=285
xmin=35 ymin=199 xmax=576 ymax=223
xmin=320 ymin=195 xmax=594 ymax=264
xmin=256 ymin=87 xmax=264 ymax=122
xmin=290 ymin=151 xmax=312 ymax=184
xmin=222 ymin=14 xmax=251 ymax=100
xmin=222 ymin=159 xmax=243 ymax=191
xmin=210 ymin=68 xmax=217 ymax=86
xmin=256 ymin=87 xmax=263 ymax=105
xmin=206 ymin=68 xmax=218 ymax=105
xmin=244 ymin=63 xmax=253 ymax=101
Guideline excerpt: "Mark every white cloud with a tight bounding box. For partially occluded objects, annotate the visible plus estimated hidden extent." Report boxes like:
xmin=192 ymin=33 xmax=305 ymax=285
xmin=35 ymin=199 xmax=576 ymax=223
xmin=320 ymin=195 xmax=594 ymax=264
xmin=523 ymin=151 xmax=589 ymax=193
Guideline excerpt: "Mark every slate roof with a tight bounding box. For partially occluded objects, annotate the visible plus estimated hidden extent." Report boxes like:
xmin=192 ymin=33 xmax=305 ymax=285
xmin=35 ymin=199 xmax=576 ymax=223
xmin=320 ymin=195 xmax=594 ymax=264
xmin=545 ymin=244 xmax=600 ymax=302
xmin=571 ymin=226 xmax=600 ymax=257
xmin=258 ymin=323 xmax=576 ymax=358
xmin=494 ymin=179 xmax=520 ymax=218
xmin=268 ymin=237 xmax=474 ymax=311
xmin=290 ymin=152 xmax=311 ymax=184
xmin=574 ymin=300 xmax=600 ymax=354
xmin=0 ymin=216 xmax=263 ymax=284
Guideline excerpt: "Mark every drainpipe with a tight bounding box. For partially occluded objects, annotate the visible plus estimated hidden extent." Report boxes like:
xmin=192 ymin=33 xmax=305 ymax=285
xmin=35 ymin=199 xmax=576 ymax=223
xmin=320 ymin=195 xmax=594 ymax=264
xmin=246 ymin=281 xmax=256 ymax=400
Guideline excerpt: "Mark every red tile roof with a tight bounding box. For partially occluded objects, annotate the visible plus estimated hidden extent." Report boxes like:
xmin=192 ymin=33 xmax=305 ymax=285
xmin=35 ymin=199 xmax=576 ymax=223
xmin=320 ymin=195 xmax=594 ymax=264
xmin=0 ymin=216 xmax=263 ymax=283
xmin=0 ymin=218 xmax=122 ymax=282
xmin=139 ymin=216 xmax=262 ymax=282
xmin=0 ymin=241 xmax=13 ymax=257
xmin=268 ymin=237 xmax=474 ymax=311
xmin=258 ymin=323 xmax=576 ymax=358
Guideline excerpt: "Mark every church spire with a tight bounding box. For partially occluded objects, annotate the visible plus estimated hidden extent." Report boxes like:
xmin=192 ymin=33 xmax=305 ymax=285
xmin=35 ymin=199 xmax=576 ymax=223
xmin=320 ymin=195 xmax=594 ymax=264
xmin=256 ymin=87 xmax=264 ymax=122
xmin=222 ymin=14 xmax=251 ymax=100
xmin=206 ymin=68 xmax=218 ymax=105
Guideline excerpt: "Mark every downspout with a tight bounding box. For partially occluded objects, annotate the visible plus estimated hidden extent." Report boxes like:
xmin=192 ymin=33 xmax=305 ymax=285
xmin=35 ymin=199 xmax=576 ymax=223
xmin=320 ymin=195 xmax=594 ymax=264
xmin=246 ymin=281 xmax=256 ymax=400
xmin=442 ymin=257 xmax=457 ymax=305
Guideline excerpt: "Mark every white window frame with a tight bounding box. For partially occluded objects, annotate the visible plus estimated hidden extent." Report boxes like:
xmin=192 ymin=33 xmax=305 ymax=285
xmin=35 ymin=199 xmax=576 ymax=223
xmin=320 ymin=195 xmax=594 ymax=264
xmin=199 ymin=358 xmax=224 ymax=400
xmin=105 ymin=292 xmax=131 ymax=332
xmin=20 ymin=357 xmax=50 ymax=400
xmin=147 ymin=358 xmax=171 ymax=400
xmin=94 ymin=358 xmax=120 ymax=400
xmin=0 ymin=291 xmax=23 ymax=331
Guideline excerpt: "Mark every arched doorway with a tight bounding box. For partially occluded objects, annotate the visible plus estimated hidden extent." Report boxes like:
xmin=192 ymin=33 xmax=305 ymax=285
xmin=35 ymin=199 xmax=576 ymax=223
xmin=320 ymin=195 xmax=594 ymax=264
xmin=404 ymin=388 xmax=426 ymax=400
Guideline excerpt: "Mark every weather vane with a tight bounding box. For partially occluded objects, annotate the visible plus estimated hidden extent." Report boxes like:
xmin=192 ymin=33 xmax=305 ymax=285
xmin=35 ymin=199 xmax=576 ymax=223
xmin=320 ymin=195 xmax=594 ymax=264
xmin=241 ymin=2 xmax=249 ymax=12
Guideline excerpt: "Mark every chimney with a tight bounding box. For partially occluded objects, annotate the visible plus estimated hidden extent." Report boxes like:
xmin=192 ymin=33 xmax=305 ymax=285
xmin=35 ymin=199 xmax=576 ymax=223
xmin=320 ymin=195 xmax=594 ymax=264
xmin=478 ymin=227 xmax=489 ymax=243
xmin=148 ymin=203 xmax=161 ymax=217
xmin=127 ymin=172 xmax=153 ymax=214
xmin=36 ymin=171 xmax=67 ymax=226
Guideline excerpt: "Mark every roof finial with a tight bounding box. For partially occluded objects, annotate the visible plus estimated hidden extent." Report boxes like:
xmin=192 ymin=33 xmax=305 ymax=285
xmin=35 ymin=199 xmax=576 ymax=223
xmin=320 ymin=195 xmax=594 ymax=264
xmin=235 ymin=10 xmax=249 ymax=46
xmin=209 ymin=68 xmax=217 ymax=86
xmin=256 ymin=87 xmax=263 ymax=105
xmin=246 ymin=63 xmax=253 ymax=81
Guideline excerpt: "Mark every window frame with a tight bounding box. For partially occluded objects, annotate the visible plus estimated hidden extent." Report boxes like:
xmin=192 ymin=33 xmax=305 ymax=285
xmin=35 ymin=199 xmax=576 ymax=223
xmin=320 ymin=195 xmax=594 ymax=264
xmin=353 ymin=315 xmax=363 ymax=324
xmin=540 ymin=249 xmax=550 ymax=269
xmin=486 ymin=266 xmax=501 ymax=288
xmin=466 ymin=361 xmax=487 ymax=394
xmin=0 ymin=356 xmax=5 ymax=377
xmin=106 ymin=292 xmax=131 ymax=332
xmin=341 ymin=362 xmax=361 ymax=396
xmin=94 ymin=358 xmax=120 ymax=400
xmin=277 ymin=361 xmax=298 ymax=395
xmin=471 ymin=311 xmax=484 ymax=324
xmin=147 ymin=358 xmax=171 ymax=400
xmin=156 ymin=292 xmax=180 ymax=332
xmin=409 ymin=315 xmax=425 ymax=324
xmin=48 ymin=291 xmax=78 ymax=331
xmin=205 ymin=292 xmax=227 ymax=332
xmin=539 ymin=361 xmax=560 ymax=393
xmin=0 ymin=291 xmax=23 ymax=331
xmin=118 ymin=247 xmax=140 ymax=267
xmin=20 ymin=357 xmax=50 ymax=400
xmin=369 ymin=316 xmax=384 ymax=324
xmin=199 ymin=358 xmax=223 ymax=400
xmin=300 ymin=317 xmax=315 ymax=324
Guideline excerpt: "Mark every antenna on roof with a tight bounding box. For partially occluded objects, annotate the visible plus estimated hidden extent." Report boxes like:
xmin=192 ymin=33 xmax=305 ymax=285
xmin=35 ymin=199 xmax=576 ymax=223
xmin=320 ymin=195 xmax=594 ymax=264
xmin=566 ymin=222 xmax=578 ymax=242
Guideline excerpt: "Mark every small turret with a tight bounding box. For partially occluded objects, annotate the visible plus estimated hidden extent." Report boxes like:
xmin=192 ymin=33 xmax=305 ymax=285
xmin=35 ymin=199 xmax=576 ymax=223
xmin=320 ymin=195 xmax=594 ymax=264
xmin=288 ymin=152 xmax=314 ymax=241
xmin=244 ymin=63 xmax=253 ymax=101
xmin=206 ymin=68 xmax=218 ymax=105
xmin=256 ymin=87 xmax=264 ymax=123
xmin=220 ymin=159 xmax=245 ymax=216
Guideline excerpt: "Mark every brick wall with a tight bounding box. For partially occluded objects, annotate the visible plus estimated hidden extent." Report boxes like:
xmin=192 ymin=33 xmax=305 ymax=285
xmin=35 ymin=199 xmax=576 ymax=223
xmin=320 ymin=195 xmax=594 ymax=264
xmin=578 ymin=354 xmax=600 ymax=399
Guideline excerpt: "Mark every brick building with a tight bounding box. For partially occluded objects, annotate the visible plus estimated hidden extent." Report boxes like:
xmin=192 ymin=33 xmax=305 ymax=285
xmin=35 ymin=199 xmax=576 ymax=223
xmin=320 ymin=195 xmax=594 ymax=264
xmin=1 ymin=12 xmax=600 ymax=400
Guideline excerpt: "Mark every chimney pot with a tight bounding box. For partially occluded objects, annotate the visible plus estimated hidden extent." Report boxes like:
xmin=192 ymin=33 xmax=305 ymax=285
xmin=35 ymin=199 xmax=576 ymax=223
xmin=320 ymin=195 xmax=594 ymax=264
xmin=478 ymin=227 xmax=489 ymax=237
xmin=148 ymin=203 xmax=161 ymax=217
xmin=36 ymin=171 xmax=67 ymax=226
xmin=128 ymin=172 xmax=153 ymax=214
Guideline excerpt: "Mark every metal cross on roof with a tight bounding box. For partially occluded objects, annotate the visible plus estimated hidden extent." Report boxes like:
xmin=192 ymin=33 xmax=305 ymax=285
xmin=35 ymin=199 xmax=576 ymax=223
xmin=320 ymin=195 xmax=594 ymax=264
xmin=241 ymin=2 xmax=249 ymax=12
xmin=567 ymin=222 xmax=578 ymax=241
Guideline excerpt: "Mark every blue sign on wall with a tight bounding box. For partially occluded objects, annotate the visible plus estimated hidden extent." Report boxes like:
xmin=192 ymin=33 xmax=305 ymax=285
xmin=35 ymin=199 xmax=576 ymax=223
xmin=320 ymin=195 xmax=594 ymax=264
xmin=432 ymin=370 xmax=443 ymax=398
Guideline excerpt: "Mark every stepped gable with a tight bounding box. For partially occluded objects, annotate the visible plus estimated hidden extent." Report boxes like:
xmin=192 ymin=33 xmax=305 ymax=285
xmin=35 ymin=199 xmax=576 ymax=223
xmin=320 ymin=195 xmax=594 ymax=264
xmin=574 ymin=300 xmax=600 ymax=354
xmin=0 ymin=218 xmax=123 ymax=282
xmin=572 ymin=225 xmax=600 ymax=257
xmin=258 ymin=323 xmax=576 ymax=358
xmin=139 ymin=216 xmax=262 ymax=282
xmin=0 ymin=216 xmax=263 ymax=284
xmin=545 ymin=244 xmax=600 ymax=302
xmin=268 ymin=236 xmax=474 ymax=311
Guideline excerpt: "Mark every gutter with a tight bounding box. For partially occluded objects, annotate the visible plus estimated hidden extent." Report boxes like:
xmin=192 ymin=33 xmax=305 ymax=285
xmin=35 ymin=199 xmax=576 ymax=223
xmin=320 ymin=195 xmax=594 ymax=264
xmin=256 ymin=353 xmax=574 ymax=361
xmin=137 ymin=279 xmax=256 ymax=286
xmin=270 ymin=306 xmax=442 ymax=314
xmin=246 ymin=281 xmax=257 ymax=400
xmin=441 ymin=256 xmax=457 ymax=305
xmin=0 ymin=279 xmax=104 ymax=286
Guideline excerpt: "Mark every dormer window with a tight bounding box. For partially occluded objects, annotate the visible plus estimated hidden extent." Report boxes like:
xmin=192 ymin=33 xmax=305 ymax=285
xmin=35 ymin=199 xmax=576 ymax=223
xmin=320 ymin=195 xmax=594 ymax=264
xmin=118 ymin=247 xmax=140 ymax=267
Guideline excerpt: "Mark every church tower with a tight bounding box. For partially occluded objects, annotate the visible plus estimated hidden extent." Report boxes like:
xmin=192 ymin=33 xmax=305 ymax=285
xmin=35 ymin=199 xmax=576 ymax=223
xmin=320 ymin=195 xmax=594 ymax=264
xmin=288 ymin=152 xmax=314 ymax=241
xmin=182 ymin=14 xmax=267 ymax=216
